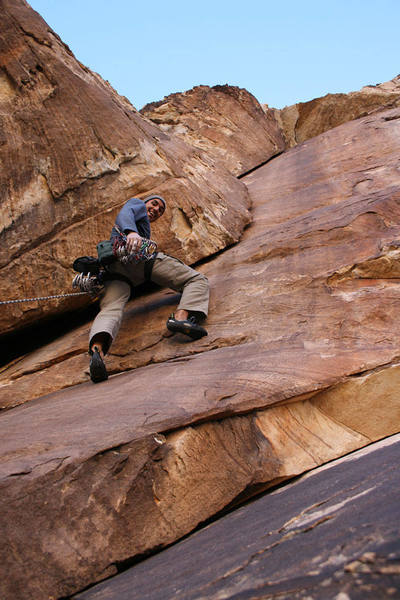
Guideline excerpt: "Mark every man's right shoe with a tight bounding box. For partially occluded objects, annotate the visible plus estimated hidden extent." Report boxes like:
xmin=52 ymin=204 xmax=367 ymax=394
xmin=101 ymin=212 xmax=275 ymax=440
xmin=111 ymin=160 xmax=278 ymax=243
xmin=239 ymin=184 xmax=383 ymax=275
xmin=89 ymin=346 xmax=108 ymax=383
xmin=166 ymin=315 xmax=208 ymax=340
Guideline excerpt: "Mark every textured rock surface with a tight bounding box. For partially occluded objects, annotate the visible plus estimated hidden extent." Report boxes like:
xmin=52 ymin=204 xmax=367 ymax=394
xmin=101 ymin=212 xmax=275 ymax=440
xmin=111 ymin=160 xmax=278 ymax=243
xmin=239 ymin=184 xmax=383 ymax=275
xmin=2 ymin=5 xmax=400 ymax=596
xmin=141 ymin=85 xmax=286 ymax=176
xmin=0 ymin=0 xmax=250 ymax=336
xmin=1 ymin=107 xmax=400 ymax=599
xmin=1 ymin=360 xmax=399 ymax=599
xmin=271 ymin=74 xmax=400 ymax=147
xmin=75 ymin=435 xmax=400 ymax=600
xmin=2 ymin=106 xmax=400 ymax=406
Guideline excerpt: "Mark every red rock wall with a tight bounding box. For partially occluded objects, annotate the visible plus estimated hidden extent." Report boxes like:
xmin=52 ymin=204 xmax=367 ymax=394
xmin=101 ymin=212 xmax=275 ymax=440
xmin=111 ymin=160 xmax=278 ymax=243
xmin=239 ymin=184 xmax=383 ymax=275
xmin=1 ymin=4 xmax=400 ymax=599
xmin=1 ymin=107 xmax=400 ymax=599
xmin=0 ymin=0 xmax=250 ymax=336
xmin=141 ymin=84 xmax=286 ymax=176
xmin=271 ymin=74 xmax=400 ymax=146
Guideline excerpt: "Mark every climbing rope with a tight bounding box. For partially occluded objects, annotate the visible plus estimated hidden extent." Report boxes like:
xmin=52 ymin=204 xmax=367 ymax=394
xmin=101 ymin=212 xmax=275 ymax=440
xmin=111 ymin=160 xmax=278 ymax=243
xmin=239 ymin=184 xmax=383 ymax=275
xmin=0 ymin=291 xmax=87 ymax=306
xmin=0 ymin=273 xmax=102 ymax=306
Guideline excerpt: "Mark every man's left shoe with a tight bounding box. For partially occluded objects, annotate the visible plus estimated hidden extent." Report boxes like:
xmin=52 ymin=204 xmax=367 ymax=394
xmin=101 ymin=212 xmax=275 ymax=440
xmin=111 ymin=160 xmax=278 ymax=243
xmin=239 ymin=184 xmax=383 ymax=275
xmin=166 ymin=315 xmax=208 ymax=340
xmin=89 ymin=346 xmax=108 ymax=383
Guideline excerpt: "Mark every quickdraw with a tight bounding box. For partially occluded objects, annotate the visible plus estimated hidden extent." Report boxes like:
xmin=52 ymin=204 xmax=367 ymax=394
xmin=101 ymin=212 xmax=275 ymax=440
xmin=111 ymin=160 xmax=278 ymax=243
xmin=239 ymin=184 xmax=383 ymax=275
xmin=72 ymin=272 xmax=104 ymax=296
xmin=0 ymin=235 xmax=158 ymax=305
xmin=112 ymin=237 xmax=157 ymax=264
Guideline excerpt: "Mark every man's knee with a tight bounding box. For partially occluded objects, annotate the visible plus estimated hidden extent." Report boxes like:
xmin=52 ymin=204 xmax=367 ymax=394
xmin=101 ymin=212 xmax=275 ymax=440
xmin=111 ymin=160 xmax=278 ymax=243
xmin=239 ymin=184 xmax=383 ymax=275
xmin=196 ymin=272 xmax=209 ymax=285
xmin=99 ymin=280 xmax=131 ymax=309
xmin=190 ymin=271 xmax=209 ymax=293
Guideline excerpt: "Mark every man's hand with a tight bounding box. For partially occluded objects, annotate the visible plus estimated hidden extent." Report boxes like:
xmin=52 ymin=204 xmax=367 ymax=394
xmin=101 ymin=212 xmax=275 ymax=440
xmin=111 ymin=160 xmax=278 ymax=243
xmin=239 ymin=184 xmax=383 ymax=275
xmin=126 ymin=232 xmax=142 ymax=254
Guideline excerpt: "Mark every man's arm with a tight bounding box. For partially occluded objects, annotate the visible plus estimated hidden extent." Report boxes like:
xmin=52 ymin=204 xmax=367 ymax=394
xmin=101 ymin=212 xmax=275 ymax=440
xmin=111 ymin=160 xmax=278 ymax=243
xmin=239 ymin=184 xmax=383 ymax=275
xmin=115 ymin=198 xmax=148 ymax=252
xmin=115 ymin=198 xmax=148 ymax=235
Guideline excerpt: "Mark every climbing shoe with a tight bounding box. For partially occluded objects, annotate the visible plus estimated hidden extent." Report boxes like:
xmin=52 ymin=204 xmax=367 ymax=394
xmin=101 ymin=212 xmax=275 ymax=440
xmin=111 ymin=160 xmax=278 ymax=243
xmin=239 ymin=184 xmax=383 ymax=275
xmin=166 ymin=314 xmax=208 ymax=340
xmin=89 ymin=346 xmax=108 ymax=383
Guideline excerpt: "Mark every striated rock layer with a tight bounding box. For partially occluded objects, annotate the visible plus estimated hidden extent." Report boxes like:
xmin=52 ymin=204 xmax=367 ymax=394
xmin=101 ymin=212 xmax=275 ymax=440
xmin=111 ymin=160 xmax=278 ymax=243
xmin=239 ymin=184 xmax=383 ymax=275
xmin=0 ymin=0 xmax=250 ymax=337
xmin=2 ymin=106 xmax=400 ymax=405
xmin=75 ymin=435 xmax=400 ymax=600
xmin=1 ymin=107 xmax=400 ymax=599
xmin=1 ymin=363 xmax=400 ymax=600
xmin=270 ymin=74 xmax=400 ymax=147
xmin=141 ymin=84 xmax=286 ymax=176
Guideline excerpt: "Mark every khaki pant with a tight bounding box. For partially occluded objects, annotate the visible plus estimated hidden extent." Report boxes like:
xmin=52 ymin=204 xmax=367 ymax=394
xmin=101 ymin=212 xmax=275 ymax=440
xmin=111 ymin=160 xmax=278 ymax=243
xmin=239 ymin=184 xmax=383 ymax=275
xmin=89 ymin=252 xmax=209 ymax=352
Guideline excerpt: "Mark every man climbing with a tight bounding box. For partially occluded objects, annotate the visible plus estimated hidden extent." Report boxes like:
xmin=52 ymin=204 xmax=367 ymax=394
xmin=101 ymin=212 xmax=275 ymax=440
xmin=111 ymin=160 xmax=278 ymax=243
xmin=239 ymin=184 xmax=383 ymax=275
xmin=89 ymin=194 xmax=209 ymax=383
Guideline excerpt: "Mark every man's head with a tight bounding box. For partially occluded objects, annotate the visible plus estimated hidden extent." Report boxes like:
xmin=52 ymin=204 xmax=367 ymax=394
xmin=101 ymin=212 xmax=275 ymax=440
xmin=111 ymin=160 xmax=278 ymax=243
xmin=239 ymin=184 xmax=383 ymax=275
xmin=144 ymin=195 xmax=166 ymax=222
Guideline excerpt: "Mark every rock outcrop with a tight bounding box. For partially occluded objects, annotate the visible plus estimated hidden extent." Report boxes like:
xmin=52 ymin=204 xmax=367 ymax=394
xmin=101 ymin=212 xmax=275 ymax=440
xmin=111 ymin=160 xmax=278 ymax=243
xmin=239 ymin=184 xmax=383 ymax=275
xmin=141 ymin=85 xmax=286 ymax=176
xmin=271 ymin=74 xmax=400 ymax=147
xmin=1 ymin=106 xmax=400 ymax=599
xmin=2 ymin=106 xmax=400 ymax=406
xmin=0 ymin=0 xmax=250 ymax=337
xmin=74 ymin=434 xmax=400 ymax=600
xmin=1 ymin=3 xmax=400 ymax=599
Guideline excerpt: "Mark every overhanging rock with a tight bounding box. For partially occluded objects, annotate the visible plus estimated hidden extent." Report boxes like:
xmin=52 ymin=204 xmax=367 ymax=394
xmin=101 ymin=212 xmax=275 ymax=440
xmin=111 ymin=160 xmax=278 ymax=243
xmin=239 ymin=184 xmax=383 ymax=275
xmin=141 ymin=84 xmax=286 ymax=176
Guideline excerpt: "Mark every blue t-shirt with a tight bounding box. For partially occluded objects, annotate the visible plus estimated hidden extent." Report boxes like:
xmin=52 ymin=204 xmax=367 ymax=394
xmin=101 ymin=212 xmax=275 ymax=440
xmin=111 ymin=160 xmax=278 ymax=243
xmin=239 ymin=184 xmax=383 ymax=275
xmin=111 ymin=198 xmax=151 ymax=241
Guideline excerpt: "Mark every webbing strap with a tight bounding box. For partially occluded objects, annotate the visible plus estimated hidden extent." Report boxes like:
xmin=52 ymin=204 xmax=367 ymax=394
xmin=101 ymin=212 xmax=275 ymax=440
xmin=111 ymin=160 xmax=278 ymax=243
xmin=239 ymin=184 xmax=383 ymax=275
xmin=144 ymin=253 xmax=158 ymax=281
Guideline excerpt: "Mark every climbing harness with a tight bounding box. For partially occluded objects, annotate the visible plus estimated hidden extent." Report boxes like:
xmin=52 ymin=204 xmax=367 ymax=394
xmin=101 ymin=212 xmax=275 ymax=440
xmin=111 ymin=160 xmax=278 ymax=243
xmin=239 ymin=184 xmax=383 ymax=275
xmin=0 ymin=235 xmax=158 ymax=306
xmin=73 ymin=234 xmax=157 ymax=293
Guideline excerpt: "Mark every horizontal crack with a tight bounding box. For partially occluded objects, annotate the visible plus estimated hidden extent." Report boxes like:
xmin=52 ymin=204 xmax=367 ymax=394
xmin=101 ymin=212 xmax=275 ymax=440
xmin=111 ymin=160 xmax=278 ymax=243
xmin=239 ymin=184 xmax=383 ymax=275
xmin=347 ymin=355 xmax=400 ymax=379
xmin=237 ymin=150 xmax=285 ymax=179
xmin=5 ymin=349 xmax=86 ymax=383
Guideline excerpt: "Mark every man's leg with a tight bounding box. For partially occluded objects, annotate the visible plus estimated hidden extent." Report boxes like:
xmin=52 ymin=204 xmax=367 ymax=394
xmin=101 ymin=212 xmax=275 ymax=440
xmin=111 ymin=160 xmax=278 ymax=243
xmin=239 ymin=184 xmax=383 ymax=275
xmin=88 ymin=279 xmax=131 ymax=382
xmin=150 ymin=253 xmax=209 ymax=339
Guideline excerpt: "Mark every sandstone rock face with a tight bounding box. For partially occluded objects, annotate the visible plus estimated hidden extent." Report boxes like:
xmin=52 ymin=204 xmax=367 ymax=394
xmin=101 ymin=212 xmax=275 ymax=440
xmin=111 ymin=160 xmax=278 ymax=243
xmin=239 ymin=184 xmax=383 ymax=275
xmin=1 ymin=107 xmax=400 ymax=599
xmin=0 ymin=0 xmax=250 ymax=337
xmin=271 ymin=74 xmax=400 ymax=146
xmin=141 ymin=85 xmax=286 ymax=176
xmin=75 ymin=435 xmax=400 ymax=600
xmin=2 ymin=364 xmax=400 ymax=599
xmin=2 ymin=106 xmax=400 ymax=406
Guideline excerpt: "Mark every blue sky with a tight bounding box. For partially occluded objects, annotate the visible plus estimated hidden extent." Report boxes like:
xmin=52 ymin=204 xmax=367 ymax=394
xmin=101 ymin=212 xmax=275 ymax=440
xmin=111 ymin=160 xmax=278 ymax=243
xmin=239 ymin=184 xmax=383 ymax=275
xmin=28 ymin=0 xmax=400 ymax=110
